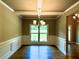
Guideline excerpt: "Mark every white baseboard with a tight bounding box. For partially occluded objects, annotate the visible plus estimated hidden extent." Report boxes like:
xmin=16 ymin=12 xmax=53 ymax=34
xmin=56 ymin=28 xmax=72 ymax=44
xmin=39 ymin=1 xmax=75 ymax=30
xmin=22 ymin=35 xmax=57 ymax=45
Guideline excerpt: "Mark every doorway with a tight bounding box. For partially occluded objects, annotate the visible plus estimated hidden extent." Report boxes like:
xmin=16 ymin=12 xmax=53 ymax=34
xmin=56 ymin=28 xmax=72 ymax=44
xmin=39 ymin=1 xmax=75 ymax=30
xmin=67 ymin=15 xmax=76 ymax=44
xmin=67 ymin=12 xmax=79 ymax=44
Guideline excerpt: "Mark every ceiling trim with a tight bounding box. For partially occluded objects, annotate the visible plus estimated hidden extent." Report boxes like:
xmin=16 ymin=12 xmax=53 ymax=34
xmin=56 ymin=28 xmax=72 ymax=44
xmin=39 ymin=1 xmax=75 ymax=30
xmin=64 ymin=1 xmax=79 ymax=13
xmin=15 ymin=10 xmax=63 ymax=12
xmin=22 ymin=17 xmax=57 ymax=20
xmin=1 ymin=0 xmax=79 ymax=15
xmin=15 ymin=1 xmax=79 ymax=16
xmin=0 ymin=0 xmax=14 ymax=12
xmin=16 ymin=11 xmax=63 ymax=16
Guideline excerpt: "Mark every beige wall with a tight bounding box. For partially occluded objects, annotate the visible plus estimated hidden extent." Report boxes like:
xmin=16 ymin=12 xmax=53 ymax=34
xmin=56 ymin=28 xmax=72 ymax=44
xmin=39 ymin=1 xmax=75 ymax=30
xmin=0 ymin=1 xmax=21 ymax=43
xmin=21 ymin=19 xmax=57 ymax=45
xmin=77 ymin=22 xmax=79 ymax=44
xmin=22 ymin=19 xmax=57 ymax=35
xmin=56 ymin=2 xmax=79 ymax=55
xmin=56 ymin=3 xmax=79 ymax=39
xmin=56 ymin=15 xmax=66 ymax=38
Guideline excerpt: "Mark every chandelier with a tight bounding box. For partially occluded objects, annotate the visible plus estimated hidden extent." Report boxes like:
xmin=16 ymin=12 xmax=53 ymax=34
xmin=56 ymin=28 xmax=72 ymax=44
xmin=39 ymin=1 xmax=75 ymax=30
xmin=73 ymin=13 xmax=79 ymax=20
xmin=32 ymin=0 xmax=46 ymax=25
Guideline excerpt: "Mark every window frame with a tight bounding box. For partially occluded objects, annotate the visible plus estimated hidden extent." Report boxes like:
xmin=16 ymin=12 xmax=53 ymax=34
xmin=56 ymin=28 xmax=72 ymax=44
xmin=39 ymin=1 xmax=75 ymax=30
xmin=30 ymin=24 xmax=48 ymax=42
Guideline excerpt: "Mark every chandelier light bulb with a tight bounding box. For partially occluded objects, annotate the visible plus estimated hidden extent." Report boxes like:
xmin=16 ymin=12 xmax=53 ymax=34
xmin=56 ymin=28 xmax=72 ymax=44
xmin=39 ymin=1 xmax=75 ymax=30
xmin=75 ymin=13 xmax=78 ymax=16
xmin=40 ymin=20 xmax=45 ymax=25
xmin=78 ymin=14 xmax=79 ymax=18
xmin=42 ymin=21 xmax=46 ymax=25
xmin=33 ymin=20 xmax=37 ymax=25
xmin=73 ymin=16 xmax=76 ymax=19
xmin=40 ymin=20 xmax=43 ymax=24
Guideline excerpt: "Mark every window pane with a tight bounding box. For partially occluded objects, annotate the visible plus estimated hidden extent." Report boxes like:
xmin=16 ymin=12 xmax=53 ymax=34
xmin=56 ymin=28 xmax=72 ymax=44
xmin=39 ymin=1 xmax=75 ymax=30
xmin=31 ymin=25 xmax=38 ymax=33
xmin=40 ymin=34 xmax=47 ymax=42
xmin=30 ymin=25 xmax=48 ymax=42
xmin=40 ymin=25 xmax=47 ymax=33
xmin=31 ymin=34 xmax=38 ymax=42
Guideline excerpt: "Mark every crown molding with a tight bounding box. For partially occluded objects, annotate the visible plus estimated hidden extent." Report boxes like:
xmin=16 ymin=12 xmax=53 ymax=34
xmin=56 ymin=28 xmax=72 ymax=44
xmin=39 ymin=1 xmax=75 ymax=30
xmin=22 ymin=17 xmax=57 ymax=20
xmin=16 ymin=1 xmax=79 ymax=15
xmin=0 ymin=0 xmax=79 ymax=15
xmin=16 ymin=11 xmax=63 ymax=16
xmin=64 ymin=1 xmax=79 ymax=13
xmin=0 ymin=0 xmax=14 ymax=12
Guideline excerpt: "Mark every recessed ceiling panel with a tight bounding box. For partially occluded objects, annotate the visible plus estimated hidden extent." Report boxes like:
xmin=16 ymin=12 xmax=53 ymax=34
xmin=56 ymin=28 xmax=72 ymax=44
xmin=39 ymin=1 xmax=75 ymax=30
xmin=2 ymin=0 xmax=78 ymax=12
xmin=2 ymin=0 xmax=78 ymax=19
xmin=42 ymin=0 xmax=78 ymax=12
xmin=2 ymin=0 xmax=37 ymax=10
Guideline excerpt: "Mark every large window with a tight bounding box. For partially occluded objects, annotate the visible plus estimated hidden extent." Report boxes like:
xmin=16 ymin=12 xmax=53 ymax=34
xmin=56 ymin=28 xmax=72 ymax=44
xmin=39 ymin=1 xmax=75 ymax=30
xmin=40 ymin=25 xmax=48 ymax=42
xmin=30 ymin=25 xmax=48 ymax=42
xmin=30 ymin=25 xmax=38 ymax=42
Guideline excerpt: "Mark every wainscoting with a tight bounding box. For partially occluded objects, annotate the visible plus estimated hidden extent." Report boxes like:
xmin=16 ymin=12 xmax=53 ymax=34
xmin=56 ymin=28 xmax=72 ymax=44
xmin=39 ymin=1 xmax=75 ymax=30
xmin=0 ymin=36 xmax=22 ymax=59
xmin=56 ymin=37 xmax=66 ymax=55
xmin=22 ymin=35 xmax=57 ymax=45
xmin=0 ymin=35 xmax=66 ymax=59
xmin=22 ymin=35 xmax=66 ymax=55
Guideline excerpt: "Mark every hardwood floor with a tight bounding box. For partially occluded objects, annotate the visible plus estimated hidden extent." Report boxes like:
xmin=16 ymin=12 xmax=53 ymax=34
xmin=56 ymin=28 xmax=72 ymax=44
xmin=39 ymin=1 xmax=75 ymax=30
xmin=9 ymin=46 xmax=65 ymax=59
xmin=67 ymin=44 xmax=79 ymax=59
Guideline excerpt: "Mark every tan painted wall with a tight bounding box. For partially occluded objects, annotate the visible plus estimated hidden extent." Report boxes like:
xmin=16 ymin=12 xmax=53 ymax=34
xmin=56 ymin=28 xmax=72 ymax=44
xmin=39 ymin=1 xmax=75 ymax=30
xmin=22 ymin=19 xmax=56 ymax=35
xmin=77 ymin=22 xmax=79 ymax=44
xmin=56 ymin=2 xmax=79 ymax=55
xmin=0 ymin=2 xmax=21 ymax=43
xmin=21 ymin=19 xmax=57 ymax=45
xmin=56 ymin=3 xmax=79 ymax=39
xmin=56 ymin=15 xmax=66 ymax=38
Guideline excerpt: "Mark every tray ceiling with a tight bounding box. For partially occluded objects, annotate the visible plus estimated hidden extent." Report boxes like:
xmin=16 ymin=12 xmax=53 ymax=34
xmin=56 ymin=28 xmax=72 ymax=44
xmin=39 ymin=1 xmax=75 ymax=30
xmin=2 ymin=0 xmax=79 ymax=19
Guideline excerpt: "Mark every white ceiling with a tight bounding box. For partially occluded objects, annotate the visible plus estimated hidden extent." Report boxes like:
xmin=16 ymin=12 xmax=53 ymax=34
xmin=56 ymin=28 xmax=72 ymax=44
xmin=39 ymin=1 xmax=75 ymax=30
xmin=2 ymin=0 xmax=78 ymax=11
xmin=2 ymin=0 xmax=79 ymax=19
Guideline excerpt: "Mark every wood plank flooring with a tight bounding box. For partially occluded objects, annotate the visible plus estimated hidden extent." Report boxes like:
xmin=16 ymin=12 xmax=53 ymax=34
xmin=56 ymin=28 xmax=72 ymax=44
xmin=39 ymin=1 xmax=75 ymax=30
xmin=67 ymin=44 xmax=79 ymax=59
xmin=9 ymin=46 xmax=65 ymax=59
